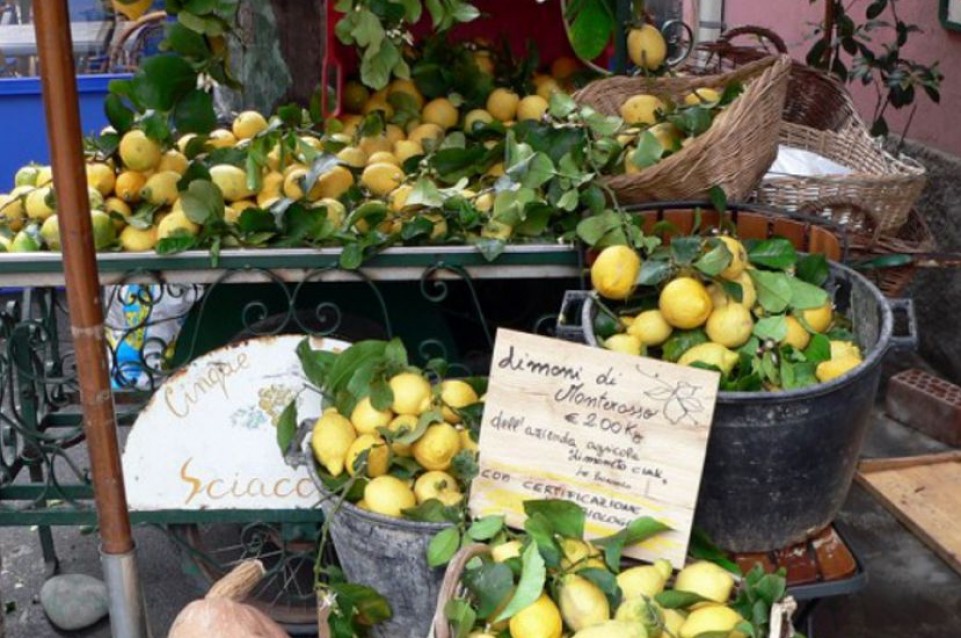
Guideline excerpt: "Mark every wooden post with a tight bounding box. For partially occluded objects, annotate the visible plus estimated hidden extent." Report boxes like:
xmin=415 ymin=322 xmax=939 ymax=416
xmin=822 ymin=0 xmax=836 ymax=68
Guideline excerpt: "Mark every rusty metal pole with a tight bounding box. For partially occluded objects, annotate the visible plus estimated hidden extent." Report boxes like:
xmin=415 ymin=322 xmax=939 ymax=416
xmin=33 ymin=2 xmax=148 ymax=636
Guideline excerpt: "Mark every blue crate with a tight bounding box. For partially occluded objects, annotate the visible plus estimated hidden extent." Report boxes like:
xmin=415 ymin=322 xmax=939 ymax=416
xmin=0 ymin=73 xmax=131 ymax=190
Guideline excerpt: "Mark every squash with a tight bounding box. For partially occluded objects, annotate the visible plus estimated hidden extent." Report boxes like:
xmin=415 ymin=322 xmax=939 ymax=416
xmin=168 ymin=560 xmax=289 ymax=638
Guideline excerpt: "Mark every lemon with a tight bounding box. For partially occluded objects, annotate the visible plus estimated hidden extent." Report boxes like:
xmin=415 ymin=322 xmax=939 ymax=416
xmin=412 ymin=422 xmax=461 ymax=471
xmin=679 ymin=605 xmax=741 ymax=638
xmin=119 ymin=130 xmax=162 ymax=172
xmin=734 ymin=271 xmax=757 ymax=309
xmin=705 ymin=303 xmax=754 ymax=348
xmin=362 ymin=163 xmax=404 ymax=197
xmin=365 ymin=151 xmax=400 ymax=168
xmin=677 ymin=343 xmax=738 ymax=375
xmin=458 ymin=428 xmax=478 ymax=453
xmin=551 ymin=57 xmax=580 ymax=81
xmin=413 ymin=470 xmax=462 ymax=506
xmin=803 ymin=302 xmax=834 ymax=333
xmin=311 ymin=410 xmax=357 ymax=477
xmin=424 ymin=213 xmax=449 ymax=240
xmin=394 ymin=140 xmax=424 ymax=164
xmin=659 ymin=277 xmax=713 ymax=329
xmin=315 ymin=198 xmax=347 ymax=227
xmin=815 ymin=356 xmax=861 ymax=383
xmin=257 ymin=171 xmax=285 ymax=209
xmin=210 ymin=164 xmax=254 ymax=202
xmin=225 ymin=200 xmax=257 ymax=224
xmin=570 ymin=620 xmax=648 ymax=638
xmin=422 ymin=97 xmax=459 ymax=130
xmin=464 ymin=108 xmax=495 ymax=131
xmin=509 ymin=593 xmax=563 ymax=638
xmin=176 ymin=133 xmax=197 ymax=155
xmin=390 ymin=78 xmax=425 ymax=109
xmin=207 ymin=128 xmax=238 ymax=149
xmin=85 ymin=162 xmax=116 ymax=196
xmin=232 ymin=110 xmax=269 ymax=140
xmin=648 ymin=122 xmax=681 ymax=152
xmin=9 ymin=230 xmax=40 ymax=252
xmin=492 ymin=540 xmax=523 ymax=563
xmin=386 ymin=414 xmax=417 ymax=457
xmin=482 ymin=220 xmax=513 ymax=241
xmin=115 ymin=171 xmax=147 ymax=203
xmin=475 ymin=192 xmax=494 ymax=212
xmin=88 ymin=187 xmax=105 ymax=211
xmin=517 ymin=95 xmax=549 ymax=121
xmin=684 ymin=88 xmax=721 ymax=106
xmin=617 ymin=564 xmax=668 ymax=600
xmin=627 ymin=310 xmax=673 ymax=346
xmin=591 ymin=245 xmax=641 ymax=300
xmin=141 ymin=171 xmax=181 ymax=206
xmin=663 ymin=608 xmax=686 ymax=636
xmin=388 ymin=372 xmax=432 ymax=415
xmin=560 ymin=538 xmax=605 ymax=572
xmin=536 ymin=78 xmax=563 ymax=101
xmin=14 ymin=165 xmax=39 ymax=188
xmin=389 ymin=185 xmax=414 ymax=214
xmin=487 ymin=88 xmax=520 ymax=122
xmin=119 ymin=225 xmax=158 ymax=252
xmin=25 ymin=187 xmax=55 ymax=221
xmin=350 ymin=397 xmax=394 ymax=436
xmin=359 ymin=134 xmax=393 ymax=156
xmin=674 ymin=561 xmax=735 ymax=604
xmin=558 ymin=574 xmax=610 ymax=632
xmin=345 ymin=434 xmax=390 ymax=477
xmin=35 ymin=165 xmax=53 ymax=187
xmin=440 ymin=379 xmax=479 ymax=424
xmin=486 ymin=162 xmax=506 ymax=177
xmin=628 ymin=24 xmax=667 ymax=70
xmin=316 ymin=166 xmax=355 ymax=200
xmin=384 ymin=124 xmax=406 ymax=145
xmin=364 ymin=476 xmax=416 ymax=518
xmin=620 ymin=95 xmax=665 ymax=126
xmin=614 ymin=598 xmax=663 ymax=637
xmin=112 ymin=0 xmax=153 ymax=20
xmin=0 ymin=192 xmax=26 ymax=231
xmin=157 ymin=149 xmax=189 ymax=175
xmin=40 ymin=215 xmax=60 ymax=250
xmin=157 ymin=210 xmax=200 ymax=239
xmin=342 ymin=81 xmax=370 ymax=113
xmin=605 ymin=334 xmax=644 ymax=356
xmin=830 ymin=340 xmax=861 ymax=360
xmin=717 ymin=236 xmax=748 ymax=280
xmin=473 ymin=50 xmax=495 ymax=75
xmin=782 ymin=315 xmax=811 ymax=350
xmin=408 ymin=123 xmax=445 ymax=146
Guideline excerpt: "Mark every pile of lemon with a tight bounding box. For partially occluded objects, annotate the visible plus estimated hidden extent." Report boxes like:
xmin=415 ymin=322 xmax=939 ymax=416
xmin=590 ymin=241 xmax=864 ymax=386
xmin=459 ymin=534 xmax=763 ymax=638
xmin=310 ymin=371 xmax=482 ymax=518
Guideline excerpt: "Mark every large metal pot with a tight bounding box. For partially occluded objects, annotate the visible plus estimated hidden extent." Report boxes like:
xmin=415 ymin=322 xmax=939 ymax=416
xmin=557 ymin=259 xmax=916 ymax=552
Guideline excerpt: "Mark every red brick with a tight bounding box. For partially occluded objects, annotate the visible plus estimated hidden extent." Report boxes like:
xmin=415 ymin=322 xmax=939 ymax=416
xmin=886 ymin=369 xmax=961 ymax=447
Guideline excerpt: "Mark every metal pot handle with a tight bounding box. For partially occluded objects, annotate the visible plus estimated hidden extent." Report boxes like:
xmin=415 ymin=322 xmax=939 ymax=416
xmin=887 ymin=298 xmax=918 ymax=351
xmin=555 ymin=290 xmax=591 ymax=344
xmin=283 ymin=418 xmax=316 ymax=470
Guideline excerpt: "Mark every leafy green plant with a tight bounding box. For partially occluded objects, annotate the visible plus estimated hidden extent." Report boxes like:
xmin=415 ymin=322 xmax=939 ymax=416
xmin=806 ymin=0 xmax=943 ymax=139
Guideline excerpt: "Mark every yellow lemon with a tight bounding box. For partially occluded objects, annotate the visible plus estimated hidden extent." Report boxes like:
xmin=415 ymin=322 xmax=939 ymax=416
xmin=361 ymin=162 xmax=404 ymax=197
xmin=85 ymin=162 xmax=116 ymax=196
xmin=458 ymin=428 xmax=478 ymax=453
xmin=311 ymin=410 xmax=357 ymax=477
xmin=620 ymin=95 xmax=665 ymax=126
xmin=674 ymin=561 xmax=735 ymax=604
xmin=176 ymin=133 xmax=197 ymax=155
xmin=591 ymin=245 xmax=641 ymax=300
xmin=386 ymin=414 xmax=417 ymax=457
xmin=509 ymin=593 xmax=563 ymax=638
xmin=140 ymin=171 xmax=181 ymax=206
xmin=257 ymin=171 xmax=285 ymax=209
xmin=830 ymin=340 xmax=862 ymax=360
xmin=718 ymin=236 xmax=748 ymax=280
xmin=649 ymin=122 xmax=681 ymax=152
xmin=389 ymin=78 xmax=425 ymax=109
xmin=359 ymin=134 xmax=393 ymax=156
xmin=232 ymin=110 xmax=269 ymax=140
xmin=112 ymin=0 xmax=154 ymax=20
xmin=678 ymin=343 xmax=739 ymax=375
xmin=314 ymin=197 xmax=347 ymax=227
xmin=517 ymin=95 xmax=549 ymax=121
xmin=705 ymin=303 xmax=754 ymax=348
xmin=422 ymin=97 xmax=459 ymax=130
xmin=413 ymin=470 xmax=462 ymax=506
xmin=316 ymin=166 xmax=355 ymax=200
xmin=342 ymin=81 xmax=370 ymax=113
xmin=364 ymin=476 xmax=416 ymax=518
xmin=491 ymin=540 xmax=523 ymax=563
xmin=487 ymin=88 xmax=520 ymax=122
xmin=119 ymin=130 xmax=161 ymax=172
xmin=207 ymin=128 xmax=237 ymax=149
xmin=782 ymin=315 xmax=812 ymax=350
xmin=210 ymin=164 xmax=254 ymax=202
xmin=388 ymin=372 xmax=432 ymax=415
xmin=350 ymin=397 xmax=394 ymax=436
xmin=157 ymin=210 xmax=200 ymax=239
xmin=659 ymin=277 xmax=713 ymax=329
xmin=103 ymin=198 xmax=132 ymax=230
xmin=560 ymin=539 xmax=606 ymax=572
xmin=440 ymin=379 xmax=479 ymax=424
xmin=389 ymin=184 xmax=413 ymax=214
xmin=25 ymin=187 xmax=55 ymax=221
xmin=336 ymin=146 xmax=368 ymax=168
xmin=803 ymin=302 xmax=834 ymax=333
xmin=0 ymin=192 xmax=26 ymax=231
xmin=157 ymin=149 xmax=189 ymax=175
xmin=614 ymin=597 xmax=664 ymax=637
xmin=679 ymin=605 xmax=741 ymax=638
xmin=617 ymin=563 xmax=668 ymax=600
xmin=628 ymin=24 xmax=667 ymax=70
xmin=559 ymin=574 xmax=610 ymax=632
xmin=536 ymin=77 xmax=563 ymax=101
xmin=115 ymin=170 xmax=147 ymax=203
xmin=815 ymin=356 xmax=861 ymax=382
xmin=605 ymin=334 xmax=644 ymax=356
xmin=569 ymin=620 xmax=647 ymax=638
xmin=394 ymin=140 xmax=424 ymax=164
xmin=411 ymin=422 xmax=461 ymax=471
xmin=464 ymin=108 xmax=495 ymax=131
xmin=35 ymin=165 xmax=53 ymax=187
xmin=408 ymin=123 xmax=445 ymax=146
xmin=663 ymin=608 xmax=686 ymax=636
xmin=628 ymin=310 xmax=673 ymax=346
xmin=384 ymin=124 xmax=406 ymax=145
xmin=735 ymin=271 xmax=757 ymax=309
xmin=684 ymin=88 xmax=721 ymax=106
xmin=119 ymin=224 xmax=158 ymax=252
xmin=345 ymin=434 xmax=390 ymax=477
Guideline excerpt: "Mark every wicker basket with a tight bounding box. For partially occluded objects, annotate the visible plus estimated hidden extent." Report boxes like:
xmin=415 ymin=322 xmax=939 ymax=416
xmin=573 ymin=54 xmax=792 ymax=205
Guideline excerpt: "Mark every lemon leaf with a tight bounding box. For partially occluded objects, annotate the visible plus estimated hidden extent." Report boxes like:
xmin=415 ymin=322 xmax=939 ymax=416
xmin=631 ymin=131 xmax=665 ymax=169
xmin=662 ymin=329 xmax=708 ymax=363
xmin=568 ymin=0 xmax=615 ymax=61
xmin=654 ymin=589 xmax=712 ymax=610
xmin=494 ymin=543 xmax=547 ymax=622
xmin=753 ymin=316 xmax=788 ymax=342
xmin=787 ymin=278 xmax=829 ymax=310
xmin=670 ymin=237 xmax=702 ymax=266
xmin=524 ymin=513 xmax=562 ymax=568
xmin=804 ymin=334 xmax=832 ymax=363
xmin=747 ymin=238 xmax=797 ymax=270
xmin=463 ymin=562 xmax=514 ymax=619
xmin=468 ymin=515 xmax=505 ymax=541
xmin=427 ymin=527 xmax=461 ymax=567
xmin=595 ymin=516 xmax=671 ymax=570
xmin=578 ymin=567 xmax=622 ymax=609
xmin=695 ymin=239 xmax=733 ymax=277
xmin=796 ymin=253 xmax=830 ymax=286
xmin=445 ymin=599 xmax=477 ymax=638
xmin=749 ymin=270 xmax=793 ymax=314
xmin=275 ymin=401 xmax=297 ymax=454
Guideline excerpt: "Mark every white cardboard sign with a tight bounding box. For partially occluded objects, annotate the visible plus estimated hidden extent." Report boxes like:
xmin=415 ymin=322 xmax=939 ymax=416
xmin=123 ymin=334 xmax=348 ymax=511
xmin=469 ymin=329 xmax=720 ymax=568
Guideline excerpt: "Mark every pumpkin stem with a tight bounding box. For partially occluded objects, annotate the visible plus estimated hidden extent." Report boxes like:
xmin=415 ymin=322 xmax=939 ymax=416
xmin=205 ymin=560 xmax=266 ymax=601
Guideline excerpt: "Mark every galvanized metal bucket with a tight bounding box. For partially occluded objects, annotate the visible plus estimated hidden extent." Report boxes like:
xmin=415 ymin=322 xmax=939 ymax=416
xmin=557 ymin=260 xmax=916 ymax=551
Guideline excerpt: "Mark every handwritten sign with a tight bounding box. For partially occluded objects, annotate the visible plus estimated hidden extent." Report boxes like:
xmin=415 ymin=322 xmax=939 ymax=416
xmin=123 ymin=334 xmax=349 ymax=511
xmin=469 ymin=329 xmax=720 ymax=568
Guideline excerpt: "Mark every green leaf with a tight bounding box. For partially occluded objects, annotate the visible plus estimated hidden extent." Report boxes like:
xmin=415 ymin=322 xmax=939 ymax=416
xmin=662 ymin=329 xmax=708 ymax=362
xmin=631 ymin=131 xmax=665 ymax=169
xmin=637 ymin=259 xmax=673 ymax=286
xmin=296 ymin=338 xmax=335 ymax=388
xmin=670 ymin=237 xmax=702 ymax=266
xmin=753 ymin=315 xmax=788 ymax=341
xmin=695 ymin=240 xmax=733 ymax=277
xmin=521 ymin=153 xmax=555 ymax=189
xmin=494 ymin=543 xmax=547 ymax=622
xmin=104 ymin=94 xmax=134 ymax=134
xmin=654 ymin=590 xmax=713 ymax=609
xmin=577 ymin=211 xmax=623 ymax=247
xmin=275 ymin=400 xmax=297 ymax=453
xmin=133 ymin=54 xmax=197 ymax=111
xmin=549 ymin=92 xmax=578 ymax=118
xmin=369 ymin=376 xmax=394 ymax=412
xmin=796 ymin=253 xmax=830 ymax=286
xmin=340 ymin=243 xmax=364 ymax=270
xmin=173 ymin=89 xmax=217 ymax=134
xmin=468 ymin=515 xmax=506 ymax=541
xmin=403 ymin=499 xmax=461 ymax=523
xmin=181 ymin=180 xmax=224 ymax=225
xmin=720 ymin=279 xmax=744 ymax=303
xmin=324 ymin=340 xmax=388 ymax=397
xmin=427 ymin=527 xmax=461 ymax=567
xmin=594 ymin=516 xmax=671 ymax=571
xmin=781 ymin=359 xmax=818 ymax=390
xmin=747 ymin=238 xmax=797 ymax=270
xmin=475 ymin=238 xmax=505 ymax=262
xmin=155 ymin=234 xmax=197 ymax=254
xmin=578 ymin=567 xmax=623 ymax=610
xmin=329 ymin=582 xmax=392 ymax=625
xmin=523 ymin=500 xmax=585 ymax=539
xmin=688 ymin=528 xmax=742 ymax=575
xmin=164 ymin=22 xmax=210 ymax=59
xmin=749 ymin=270 xmax=793 ymax=314
xmin=524 ymin=513 xmax=561 ymax=568
xmin=569 ymin=0 xmax=615 ymax=61
xmin=444 ymin=599 xmax=477 ymax=638
xmin=462 ymin=562 xmax=515 ymax=619
xmin=804 ymin=333 xmax=832 ymax=363
xmin=708 ymin=185 xmax=728 ymax=213
xmin=787 ymin=278 xmax=829 ymax=310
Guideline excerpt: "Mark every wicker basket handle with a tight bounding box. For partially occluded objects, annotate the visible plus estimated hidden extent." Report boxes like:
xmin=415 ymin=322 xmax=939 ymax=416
xmin=797 ymin=196 xmax=883 ymax=245
xmin=430 ymin=543 xmax=492 ymax=638
xmin=719 ymin=26 xmax=788 ymax=54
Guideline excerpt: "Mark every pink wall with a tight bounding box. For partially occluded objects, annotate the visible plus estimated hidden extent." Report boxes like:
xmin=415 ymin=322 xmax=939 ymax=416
xmin=723 ymin=0 xmax=961 ymax=156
